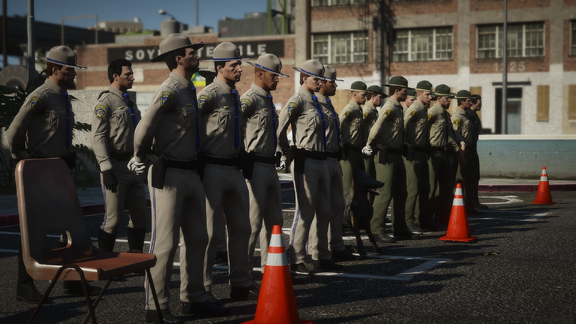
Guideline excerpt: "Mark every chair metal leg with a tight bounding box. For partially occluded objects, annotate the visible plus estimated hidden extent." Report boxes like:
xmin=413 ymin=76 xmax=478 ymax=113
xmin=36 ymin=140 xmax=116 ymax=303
xmin=145 ymin=268 xmax=164 ymax=324
xmin=71 ymin=265 xmax=98 ymax=324
xmin=81 ymin=279 xmax=112 ymax=324
xmin=27 ymin=266 xmax=66 ymax=323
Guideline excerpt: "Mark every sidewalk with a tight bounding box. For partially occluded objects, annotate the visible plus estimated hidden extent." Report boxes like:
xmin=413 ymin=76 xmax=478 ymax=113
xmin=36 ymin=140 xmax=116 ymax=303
xmin=1 ymin=175 xmax=574 ymax=227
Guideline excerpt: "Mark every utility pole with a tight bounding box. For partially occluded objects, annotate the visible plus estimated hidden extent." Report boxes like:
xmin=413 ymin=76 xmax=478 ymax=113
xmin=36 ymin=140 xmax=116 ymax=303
xmin=27 ymin=0 xmax=35 ymax=80
xmin=501 ymin=0 xmax=508 ymax=134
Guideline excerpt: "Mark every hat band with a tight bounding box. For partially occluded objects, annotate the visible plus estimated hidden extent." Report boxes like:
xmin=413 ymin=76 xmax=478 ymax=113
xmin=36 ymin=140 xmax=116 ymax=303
xmin=388 ymin=83 xmax=407 ymax=87
xmin=46 ymin=57 xmax=77 ymax=66
xmin=254 ymin=62 xmax=282 ymax=75
xmin=415 ymin=88 xmax=432 ymax=92
xmin=300 ymin=68 xmax=324 ymax=79
xmin=435 ymin=92 xmax=451 ymax=96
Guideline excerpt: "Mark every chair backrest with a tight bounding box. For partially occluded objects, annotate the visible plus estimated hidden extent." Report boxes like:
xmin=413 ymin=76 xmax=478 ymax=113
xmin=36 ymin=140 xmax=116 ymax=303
xmin=16 ymin=158 xmax=94 ymax=267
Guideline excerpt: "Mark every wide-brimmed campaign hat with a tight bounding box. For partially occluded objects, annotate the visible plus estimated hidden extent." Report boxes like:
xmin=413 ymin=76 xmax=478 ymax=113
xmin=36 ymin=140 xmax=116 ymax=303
xmin=384 ymin=76 xmax=413 ymax=90
xmin=198 ymin=65 xmax=216 ymax=79
xmin=406 ymin=88 xmax=417 ymax=98
xmin=209 ymin=42 xmax=251 ymax=61
xmin=247 ymin=53 xmax=289 ymax=78
xmin=293 ymin=59 xmax=326 ymax=80
xmin=323 ymin=65 xmax=343 ymax=81
xmin=367 ymin=85 xmax=387 ymax=97
xmin=348 ymin=80 xmax=368 ymax=92
xmin=38 ymin=45 xmax=86 ymax=69
xmin=415 ymin=80 xmax=433 ymax=92
xmin=433 ymin=84 xmax=455 ymax=98
xmin=455 ymin=90 xmax=471 ymax=99
xmin=151 ymin=33 xmax=204 ymax=63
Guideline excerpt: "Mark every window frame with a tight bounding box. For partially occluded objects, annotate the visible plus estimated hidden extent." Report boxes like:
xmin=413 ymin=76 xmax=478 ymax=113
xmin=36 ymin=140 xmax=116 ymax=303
xmin=571 ymin=21 xmax=576 ymax=56
xmin=391 ymin=27 xmax=454 ymax=62
xmin=312 ymin=31 xmax=369 ymax=64
xmin=476 ymin=22 xmax=545 ymax=59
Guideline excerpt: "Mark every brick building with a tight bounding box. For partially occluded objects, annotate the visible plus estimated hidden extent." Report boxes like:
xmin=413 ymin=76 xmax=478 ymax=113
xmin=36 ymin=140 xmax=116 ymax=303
xmin=295 ymin=0 xmax=576 ymax=135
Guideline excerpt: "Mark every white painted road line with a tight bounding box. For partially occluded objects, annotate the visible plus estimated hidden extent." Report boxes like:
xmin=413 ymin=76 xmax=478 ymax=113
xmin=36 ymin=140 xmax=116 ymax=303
xmin=478 ymin=195 xmax=523 ymax=205
xmin=470 ymin=212 xmax=550 ymax=222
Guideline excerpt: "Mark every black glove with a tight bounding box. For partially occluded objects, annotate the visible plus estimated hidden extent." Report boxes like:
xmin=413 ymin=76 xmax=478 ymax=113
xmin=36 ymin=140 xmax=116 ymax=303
xmin=102 ymin=170 xmax=118 ymax=193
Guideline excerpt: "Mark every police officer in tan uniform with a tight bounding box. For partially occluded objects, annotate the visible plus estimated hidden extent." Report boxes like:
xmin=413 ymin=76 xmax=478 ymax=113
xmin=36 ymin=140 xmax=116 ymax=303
xmin=403 ymin=81 xmax=432 ymax=234
xmin=241 ymin=53 xmax=288 ymax=273
xmin=91 ymin=59 xmax=147 ymax=254
xmin=363 ymin=85 xmax=387 ymax=194
xmin=362 ymin=76 xmax=415 ymax=242
xmin=427 ymin=84 xmax=466 ymax=224
xmin=309 ymin=65 xmax=356 ymax=261
xmin=133 ymin=34 xmax=224 ymax=324
xmin=198 ymin=42 xmax=258 ymax=301
xmin=340 ymin=81 xmax=368 ymax=203
xmin=452 ymin=90 xmax=477 ymax=214
xmin=404 ymin=88 xmax=416 ymax=111
xmin=278 ymin=60 xmax=342 ymax=274
xmin=7 ymin=45 xmax=102 ymax=302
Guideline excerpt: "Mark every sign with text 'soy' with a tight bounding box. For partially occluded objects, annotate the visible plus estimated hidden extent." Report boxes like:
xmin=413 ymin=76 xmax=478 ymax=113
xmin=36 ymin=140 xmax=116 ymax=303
xmin=107 ymin=40 xmax=285 ymax=64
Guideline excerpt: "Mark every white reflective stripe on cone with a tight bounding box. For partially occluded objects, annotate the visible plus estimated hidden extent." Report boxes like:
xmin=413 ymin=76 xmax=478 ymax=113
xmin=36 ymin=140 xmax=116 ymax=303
xmin=453 ymin=198 xmax=465 ymax=206
xmin=266 ymin=252 xmax=287 ymax=266
xmin=269 ymin=234 xmax=283 ymax=247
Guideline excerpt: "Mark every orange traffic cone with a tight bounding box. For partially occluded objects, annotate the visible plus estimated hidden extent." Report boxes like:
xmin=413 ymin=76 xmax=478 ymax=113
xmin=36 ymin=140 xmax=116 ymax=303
xmin=244 ymin=225 xmax=313 ymax=324
xmin=440 ymin=183 xmax=478 ymax=243
xmin=532 ymin=167 xmax=556 ymax=205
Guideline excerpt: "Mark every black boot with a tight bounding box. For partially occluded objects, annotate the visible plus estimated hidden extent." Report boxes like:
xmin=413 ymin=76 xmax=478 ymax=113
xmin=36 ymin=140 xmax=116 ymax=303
xmin=98 ymin=229 xmax=117 ymax=252
xmin=126 ymin=227 xmax=146 ymax=253
xmin=16 ymin=247 xmax=43 ymax=303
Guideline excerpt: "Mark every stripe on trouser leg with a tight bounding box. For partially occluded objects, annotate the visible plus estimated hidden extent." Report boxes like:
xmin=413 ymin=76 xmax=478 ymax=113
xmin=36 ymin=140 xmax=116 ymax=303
xmin=145 ymin=187 xmax=157 ymax=310
xmin=100 ymin=181 xmax=108 ymax=230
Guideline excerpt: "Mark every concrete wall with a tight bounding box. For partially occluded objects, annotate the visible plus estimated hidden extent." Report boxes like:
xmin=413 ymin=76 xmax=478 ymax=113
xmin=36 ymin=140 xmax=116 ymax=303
xmin=478 ymin=135 xmax=576 ymax=180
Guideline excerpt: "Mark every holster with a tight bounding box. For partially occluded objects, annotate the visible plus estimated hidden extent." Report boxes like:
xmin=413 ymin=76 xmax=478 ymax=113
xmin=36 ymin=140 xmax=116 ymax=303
xmin=148 ymin=153 xmax=166 ymax=189
xmin=240 ymin=151 xmax=256 ymax=180
xmin=377 ymin=144 xmax=388 ymax=165
xmin=403 ymin=142 xmax=414 ymax=161
xmin=275 ymin=151 xmax=282 ymax=167
xmin=290 ymin=147 xmax=306 ymax=174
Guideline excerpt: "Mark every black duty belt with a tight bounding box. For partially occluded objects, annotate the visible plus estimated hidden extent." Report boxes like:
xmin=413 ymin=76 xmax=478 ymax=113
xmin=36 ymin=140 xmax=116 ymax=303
xmin=387 ymin=148 xmax=402 ymax=154
xmin=344 ymin=144 xmax=362 ymax=152
xmin=110 ymin=151 xmax=133 ymax=161
xmin=326 ymin=151 xmax=340 ymax=159
xmin=253 ymin=155 xmax=277 ymax=164
xmin=413 ymin=146 xmax=427 ymax=152
xmin=302 ymin=150 xmax=327 ymax=160
xmin=205 ymin=156 xmax=239 ymax=166
xmin=166 ymin=159 xmax=198 ymax=170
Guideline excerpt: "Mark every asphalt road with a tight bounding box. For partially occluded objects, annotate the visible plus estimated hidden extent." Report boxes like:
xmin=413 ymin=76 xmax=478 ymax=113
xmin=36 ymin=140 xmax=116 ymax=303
xmin=1 ymin=190 xmax=575 ymax=323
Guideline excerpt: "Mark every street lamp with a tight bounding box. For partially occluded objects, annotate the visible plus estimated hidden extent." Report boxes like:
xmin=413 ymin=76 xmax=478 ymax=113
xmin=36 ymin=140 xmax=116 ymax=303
xmin=61 ymin=14 xmax=98 ymax=45
xmin=158 ymin=9 xmax=176 ymax=20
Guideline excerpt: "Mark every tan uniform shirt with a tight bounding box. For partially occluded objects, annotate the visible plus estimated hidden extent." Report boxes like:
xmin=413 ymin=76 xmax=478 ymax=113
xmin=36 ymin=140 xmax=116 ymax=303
xmin=362 ymin=102 xmax=378 ymax=146
xmin=198 ymin=77 xmax=244 ymax=158
xmin=315 ymin=93 xmax=340 ymax=153
xmin=91 ymin=86 xmax=141 ymax=172
xmin=134 ymin=72 xmax=200 ymax=162
xmin=240 ymin=84 xmax=277 ymax=157
xmin=428 ymin=103 xmax=463 ymax=152
xmin=7 ymin=79 xmax=74 ymax=159
xmin=451 ymin=107 xmax=474 ymax=147
xmin=366 ymin=97 xmax=404 ymax=150
xmin=404 ymin=100 xmax=429 ymax=149
xmin=339 ymin=100 xmax=364 ymax=148
xmin=278 ymin=86 xmax=327 ymax=159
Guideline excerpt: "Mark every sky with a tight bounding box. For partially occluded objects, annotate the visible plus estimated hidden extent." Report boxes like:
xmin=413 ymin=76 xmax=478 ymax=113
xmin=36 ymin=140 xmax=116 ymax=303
xmin=7 ymin=0 xmax=266 ymax=31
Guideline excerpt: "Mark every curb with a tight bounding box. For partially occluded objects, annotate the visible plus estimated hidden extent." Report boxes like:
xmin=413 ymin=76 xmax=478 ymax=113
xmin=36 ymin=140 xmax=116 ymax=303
xmin=2 ymin=181 xmax=574 ymax=228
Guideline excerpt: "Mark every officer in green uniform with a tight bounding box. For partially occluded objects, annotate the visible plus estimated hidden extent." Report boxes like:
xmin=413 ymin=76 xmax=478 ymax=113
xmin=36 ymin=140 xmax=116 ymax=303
xmin=404 ymin=88 xmax=416 ymax=111
xmin=91 ymin=59 xmax=147 ymax=254
xmin=7 ymin=45 xmax=102 ymax=302
xmin=403 ymin=81 xmax=433 ymax=234
xmin=278 ymin=60 xmax=343 ymax=274
xmin=309 ymin=65 xmax=356 ymax=261
xmin=427 ymin=84 xmax=466 ymax=224
xmin=363 ymin=85 xmax=387 ymax=199
xmin=468 ymin=94 xmax=488 ymax=210
xmin=241 ymin=53 xmax=288 ymax=273
xmin=452 ymin=90 xmax=478 ymax=214
xmin=362 ymin=76 xmax=415 ymax=242
xmin=198 ymin=42 xmax=258 ymax=301
xmin=134 ymin=34 xmax=225 ymax=324
xmin=340 ymin=81 xmax=368 ymax=204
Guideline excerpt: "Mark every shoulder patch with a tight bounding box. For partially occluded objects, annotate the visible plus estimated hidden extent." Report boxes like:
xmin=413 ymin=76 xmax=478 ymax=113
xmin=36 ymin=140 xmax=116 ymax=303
xmin=198 ymin=95 xmax=210 ymax=111
xmin=240 ymin=99 xmax=251 ymax=113
xmin=95 ymin=105 xmax=107 ymax=120
xmin=453 ymin=119 xmax=460 ymax=126
xmin=410 ymin=111 xmax=416 ymax=117
xmin=345 ymin=111 xmax=350 ymax=117
xmin=363 ymin=112 xmax=369 ymax=119
xmin=30 ymin=97 xmax=40 ymax=112
xmin=287 ymin=102 xmax=298 ymax=117
xmin=428 ymin=113 xmax=433 ymax=122
xmin=161 ymin=91 xmax=173 ymax=110
xmin=385 ymin=110 xmax=391 ymax=116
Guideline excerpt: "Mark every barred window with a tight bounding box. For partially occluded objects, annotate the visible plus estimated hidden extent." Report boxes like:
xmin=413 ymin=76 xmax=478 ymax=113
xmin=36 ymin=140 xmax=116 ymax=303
xmin=570 ymin=21 xmax=576 ymax=55
xmin=312 ymin=0 xmax=365 ymax=6
xmin=392 ymin=27 xmax=453 ymax=62
xmin=477 ymin=22 xmax=544 ymax=59
xmin=312 ymin=32 xmax=368 ymax=64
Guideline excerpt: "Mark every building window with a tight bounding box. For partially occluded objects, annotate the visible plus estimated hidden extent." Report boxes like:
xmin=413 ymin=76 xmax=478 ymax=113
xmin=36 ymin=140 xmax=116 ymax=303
xmin=312 ymin=0 xmax=365 ymax=6
xmin=392 ymin=27 xmax=453 ymax=62
xmin=477 ymin=23 xmax=544 ymax=59
xmin=312 ymin=32 xmax=368 ymax=64
xmin=571 ymin=21 xmax=576 ymax=56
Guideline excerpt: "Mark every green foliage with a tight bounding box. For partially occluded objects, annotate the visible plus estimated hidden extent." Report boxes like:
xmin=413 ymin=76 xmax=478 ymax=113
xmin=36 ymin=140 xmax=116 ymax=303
xmin=0 ymin=71 xmax=97 ymax=189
